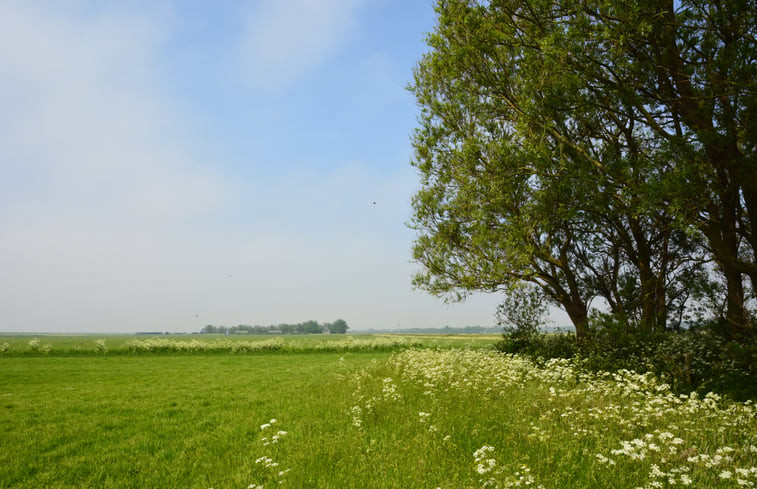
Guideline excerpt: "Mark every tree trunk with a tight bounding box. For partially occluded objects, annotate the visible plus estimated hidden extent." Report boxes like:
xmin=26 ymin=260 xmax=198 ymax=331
xmin=655 ymin=275 xmax=668 ymax=332
xmin=629 ymin=218 xmax=658 ymax=331
xmin=655 ymin=229 xmax=671 ymax=332
xmin=564 ymin=301 xmax=589 ymax=343
xmin=722 ymin=266 xmax=751 ymax=333
xmin=702 ymin=197 xmax=753 ymax=333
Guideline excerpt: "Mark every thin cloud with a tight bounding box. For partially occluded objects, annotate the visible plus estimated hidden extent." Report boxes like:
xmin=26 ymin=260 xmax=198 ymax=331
xmin=0 ymin=2 xmax=231 ymax=331
xmin=236 ymin=0 xmax=365 ymax=90
xmin=0 ymin=2 xmax=227 ymax=226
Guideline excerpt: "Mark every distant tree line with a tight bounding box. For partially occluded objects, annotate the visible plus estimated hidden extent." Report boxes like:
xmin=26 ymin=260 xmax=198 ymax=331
xmin=199 ymin=319 xmax=348 ymax=335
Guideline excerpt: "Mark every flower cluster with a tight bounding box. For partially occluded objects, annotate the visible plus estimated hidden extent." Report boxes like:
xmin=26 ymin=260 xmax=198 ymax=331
xmin=381 ymin=377 xmax=401 ymax=402
xmin=123 ymin=335 xmax=427 ymax=355
xmin=262 ymin=431 xmax=288 ymax=447
xmin=347 ymin=348 xmax=756 ymax=488
xmin=125 ymin=337 xmax=286 ymax=354
xmin=94 ymin=339 xmax=108 ymax=354
xmin=471 ymin=446 xmax=543 ymax=489
xmin=473 ymin=445 xmax=497 ymax=476
xmin=27 ymin=337 xmax=52 ymax=353
xmin=248 ymin=419 xmax=290 ymax=488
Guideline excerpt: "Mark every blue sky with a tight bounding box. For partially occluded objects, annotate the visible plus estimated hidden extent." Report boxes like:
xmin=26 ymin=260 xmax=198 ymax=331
xmin=0 ymin=0 xmax=569 ymax=333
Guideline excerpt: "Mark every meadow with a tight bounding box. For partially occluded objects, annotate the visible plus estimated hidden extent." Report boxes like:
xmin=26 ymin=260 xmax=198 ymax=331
xmin=1 ymin=335 xmax=755 ymax=488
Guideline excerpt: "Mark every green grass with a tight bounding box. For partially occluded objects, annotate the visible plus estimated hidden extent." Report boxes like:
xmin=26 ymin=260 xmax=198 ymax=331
xmin=1 ymin=338 xmax=754 ymax=488
xmin=0 ymin=352 xmax=389 ymax=488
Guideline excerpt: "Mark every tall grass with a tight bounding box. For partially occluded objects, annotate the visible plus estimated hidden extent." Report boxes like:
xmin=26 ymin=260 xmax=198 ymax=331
xmin=343 ymin=349 xmax=757 ymax=488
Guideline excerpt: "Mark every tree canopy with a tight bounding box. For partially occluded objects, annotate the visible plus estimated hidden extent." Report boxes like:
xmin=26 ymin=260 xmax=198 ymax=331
xmin=409 ymin=0 xmax=756 ymax=340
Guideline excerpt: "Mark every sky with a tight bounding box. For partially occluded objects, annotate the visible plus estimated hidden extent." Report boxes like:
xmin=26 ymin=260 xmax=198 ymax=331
xmin=0 ymin=0 xmax=570 ymax=333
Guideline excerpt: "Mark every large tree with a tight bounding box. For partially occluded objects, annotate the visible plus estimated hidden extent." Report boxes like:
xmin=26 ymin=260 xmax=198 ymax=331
xmin=409 ymin=0 xmax=755 ymax=337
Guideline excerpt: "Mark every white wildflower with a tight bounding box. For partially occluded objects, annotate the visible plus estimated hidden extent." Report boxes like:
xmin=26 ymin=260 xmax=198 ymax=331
xmin=595 ymin=454 xmax=615 ymax=465
xmin=475 ymin=459 xmax=496 ymax=475
xmin=650 ymin=464 xmax=665 ymax=478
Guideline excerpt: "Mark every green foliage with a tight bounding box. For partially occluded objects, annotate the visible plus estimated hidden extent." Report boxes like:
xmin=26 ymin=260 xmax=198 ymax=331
xmin=495 ymin=285 xmax=550 ymax=349
xmin=409 ymin=0 xmax=757 ymax=339
xmin=495 ymin=332 xmax=578 ymax=360
xmin=200 ymin=319 xmax=350 ymax=335
xmin=327 ymin=319 xmax=349 ymax=334
xmin=496 ymin=316 xmax=756 ymax=400
xmin=578 ymin=317 xmax=757 ymax=401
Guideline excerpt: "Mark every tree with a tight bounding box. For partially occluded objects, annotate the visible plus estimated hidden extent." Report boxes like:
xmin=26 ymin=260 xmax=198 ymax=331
xmin=496 ymin=284 xmax=549 ymax=337
xmin=301 ymin=320 xmax=323 ymax=334
xmin=537 ymin=0 xmax=757 ymax=331
xmin=200 ymin=325 xmax=217 ymax=334
xmin=409 ymin=0 xmax=755 ymax=339
xmin=329 ymin=319 xmax=349 ymax=334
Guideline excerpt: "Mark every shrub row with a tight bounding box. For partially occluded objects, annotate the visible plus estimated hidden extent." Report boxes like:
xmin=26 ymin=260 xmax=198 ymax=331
xmin=495 ymin=326 xmax=757 ymax=401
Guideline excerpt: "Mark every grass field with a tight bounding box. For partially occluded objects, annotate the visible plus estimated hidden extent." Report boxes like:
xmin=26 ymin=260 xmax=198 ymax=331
xmin=1 ymin=335 xmax=755 ymax=488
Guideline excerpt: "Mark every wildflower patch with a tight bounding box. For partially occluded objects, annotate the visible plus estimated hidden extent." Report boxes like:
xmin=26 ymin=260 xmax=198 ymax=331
xmin=348 ymin=349 xmax=757 ymax=488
